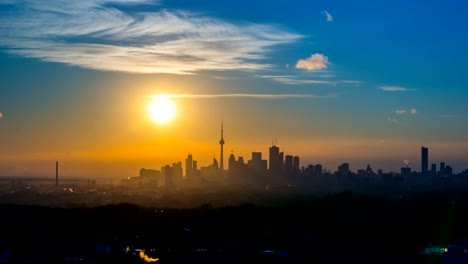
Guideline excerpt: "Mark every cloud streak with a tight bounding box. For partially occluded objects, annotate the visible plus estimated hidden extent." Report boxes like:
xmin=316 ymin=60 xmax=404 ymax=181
xmin=395 ymin=108 xmax=417 ymax=115
xmin=378 ymin=86 xmax=416 ymax=92
xmin=147 ymin=93 xmax=335 ymax=99
xmin=259 ymin=75 xmax=361 ymax=86
xmin=0 ymin=0 xmax=301 ymax=74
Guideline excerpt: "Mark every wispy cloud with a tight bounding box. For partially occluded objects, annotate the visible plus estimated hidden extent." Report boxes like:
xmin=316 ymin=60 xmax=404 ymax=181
xmin=259 ymin=75 xmax=361 ymax=86
xmin=296 ymin=53 xmax=330 ymax=71
xmin=321 ymin=11 xmax=333 ymax=22
xmin=438 ymin=114 xmax=457 ymax=118
xmin=378 ymin=86 xmax=416 ymax=92
xmin=395 ymin=108 xmax=417 ymax=115
xmin=147 ymin=93 xmax=336 ymax=99
xmin=387 ymin=117 xmax=399 ymax=124
xmin=0 ymin=0 xmax=301 ymax=74
xmin=259 ymin=75 xmax=333 ymax=85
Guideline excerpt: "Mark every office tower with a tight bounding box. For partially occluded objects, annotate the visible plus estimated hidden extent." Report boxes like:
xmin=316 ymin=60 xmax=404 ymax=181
xmin=293 ymin=156 xmax=300 ymax=174
xmin=173 ymin=162 xmax=183 ymax=184
xmin=314 ymin=164 xmax=323 ymax=177
xmin=219 ymin=122 xmax=225 ymax=175
xmin=284 ymin=155 xmax=293 ymax=174
xmin=431 ymin=164 xmax=437 ymax=177
xmin=248 ymin=152 xmax=267 ymax=175
xmin=401 ymin=167 xmax=412 ymax=177
xmin=185 ymin=154 xmax=193 ymax=179
xmin=440 ymin=162 xmax=446 ymax=176
xmin=269 ymin=145 xmax=283 ymax=175
xmin=338 ymin=163 xmax=350 ymax=176
xmin=421 ymin=146 xmax=428 ymax=175
xmin=228 ymin=152 xmax=236 ymax=171
xmin=163 ymin=165 xmax=174 ymax=188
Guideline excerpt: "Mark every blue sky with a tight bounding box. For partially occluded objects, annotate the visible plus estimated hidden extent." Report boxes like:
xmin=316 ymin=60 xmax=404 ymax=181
xmin=0 ymin=0 xmax=467 ymax=177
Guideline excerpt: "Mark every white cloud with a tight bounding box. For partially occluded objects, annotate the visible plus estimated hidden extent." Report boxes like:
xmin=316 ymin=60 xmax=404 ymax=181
xmin=410 ymin=108 xmax=417 ymax=114
xmin=296 ymin=53 xmax=330 ymax=71
xmin=147 ymin=93 xmax=335 ymax=99
xmin=322 ymin=11 xmax=333 ymax=22
xmin=395 ymin=110 xmax=407 ymax=115
xmin=0 ymin=0 xmax=301 ymax=74
xmin=378 ymin=86 xmax=416 ymax=92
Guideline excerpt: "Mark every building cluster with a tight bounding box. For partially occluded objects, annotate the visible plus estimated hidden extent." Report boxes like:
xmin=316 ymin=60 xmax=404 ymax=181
xmin=124 ymin=124 xmax=466 ymax=190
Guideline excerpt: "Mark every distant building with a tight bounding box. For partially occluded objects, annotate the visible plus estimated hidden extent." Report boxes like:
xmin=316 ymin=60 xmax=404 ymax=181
xmin=421 ymin=146 xmax=429 ymax=175
xmin=293 ymin=156 xmax=300 ymax=175
xmin=314 ymin=164 xmax=323 ymax=177
xmin=162 ymin=165 xmax=174 ymax=188
xmin=269 ymin=145 xmax=283 ymax=175
xmin=338 ymin=163 xmax=350 ymax=177
xmin=247 ymin=152 xmax=267 ymax=175
xmin=401 ymin=167 xmax=412 ymax=177
xmin=440 ymin=162 xmax=446 ymax=176
xmin=431 ymin=164 xmax=437 ymax=177
xmin=172 ymin=162 xmax=183 ymax=184
xmin=284 ymin=155 xmax=293 ymax=175
xmin=185 ymin=154 xmax=193 ymax=179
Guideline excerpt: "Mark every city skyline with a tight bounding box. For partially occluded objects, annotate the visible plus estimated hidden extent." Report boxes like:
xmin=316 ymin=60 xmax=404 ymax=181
xmin=0 ymin=0 xmax=467 ymax=178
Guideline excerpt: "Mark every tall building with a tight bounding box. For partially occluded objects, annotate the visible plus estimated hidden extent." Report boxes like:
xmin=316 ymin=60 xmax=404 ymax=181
xmin=284 ymin=155 xmax=293 ymax=174
xmin=293 ymin=156 xmax=300 ymax=175
xmin=185 ymin=154 xmax=193 ymax=179
xmin=440 ymin=162 xmax=446 ymax=176
xmin=269 ymin=145 xmax=283 ymax=175
xmin=219 ymin=122 xmax=225 ymax=175
xmin=431 ymin=164 xmax=437 ymax=177
xmin=247 ymin=152 xmax=267 ymax=175
xmin=421 ymin=146 xmax=429 ymax=175
xmin=314 ymin=164 xmax=322 ymax=177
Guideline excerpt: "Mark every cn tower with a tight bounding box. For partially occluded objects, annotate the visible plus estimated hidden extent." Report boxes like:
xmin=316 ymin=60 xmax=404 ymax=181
xmin=219 ymin=122 xmax=225 ymax=176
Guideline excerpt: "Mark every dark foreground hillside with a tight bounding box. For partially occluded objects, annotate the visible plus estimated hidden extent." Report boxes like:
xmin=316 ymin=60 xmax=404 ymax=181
xmin=1 ymin=191 xmax=468 ymax=263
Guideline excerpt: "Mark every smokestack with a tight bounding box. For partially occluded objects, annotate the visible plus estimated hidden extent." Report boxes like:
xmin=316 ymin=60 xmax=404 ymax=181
xmin=56 ymin=161 xmax=58 ymax=187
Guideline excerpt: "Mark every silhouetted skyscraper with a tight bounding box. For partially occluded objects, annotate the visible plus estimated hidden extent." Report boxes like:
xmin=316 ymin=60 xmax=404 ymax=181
xmin=284 ymin=155 xmax=293 ymax=174
xmin=431 ymin=163 xmax=437 ymax=177
xmin=421 ymin=146 xmax=428 ymax=175
xmin=219 ymin=122 xmax=225 ymax=175
xmin=269 ymin=145 xmax=283 ymax=175
xmin=293 ymin=156 xmax=300 ymax=175
xmin=440 ymin=162 xmax=446 ymax=176
xmin=185 ymin=154 xmax=193 ymax=179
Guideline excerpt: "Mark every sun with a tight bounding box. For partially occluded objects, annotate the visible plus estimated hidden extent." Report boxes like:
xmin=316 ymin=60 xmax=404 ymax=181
xmin=148 ymin=97 xmax=176 ymax=124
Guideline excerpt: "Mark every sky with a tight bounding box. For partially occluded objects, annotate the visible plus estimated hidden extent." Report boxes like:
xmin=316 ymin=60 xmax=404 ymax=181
xmin=0 ymin=0 xmax=467 ymax=178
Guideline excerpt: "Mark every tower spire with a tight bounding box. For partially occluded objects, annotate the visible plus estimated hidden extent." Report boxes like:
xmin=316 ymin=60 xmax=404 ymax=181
xmin=219 ymin=122 xmax=225 ymax=176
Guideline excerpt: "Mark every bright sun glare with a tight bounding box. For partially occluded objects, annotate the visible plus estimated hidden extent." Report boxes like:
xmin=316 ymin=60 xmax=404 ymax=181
xmin=148 ymin=97 xmax=176 ymax=124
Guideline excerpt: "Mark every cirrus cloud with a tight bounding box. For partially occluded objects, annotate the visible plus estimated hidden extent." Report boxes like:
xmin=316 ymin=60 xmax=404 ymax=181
xmin=321 ymin=11 xmax=333 ymax=22
xmin=0 ymin=0 xmax=302 ymax=74
xmin=378 ymin=86 xmax=416 ymax=92
xmin=296 ymin=53 xmax=330 ymax=71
